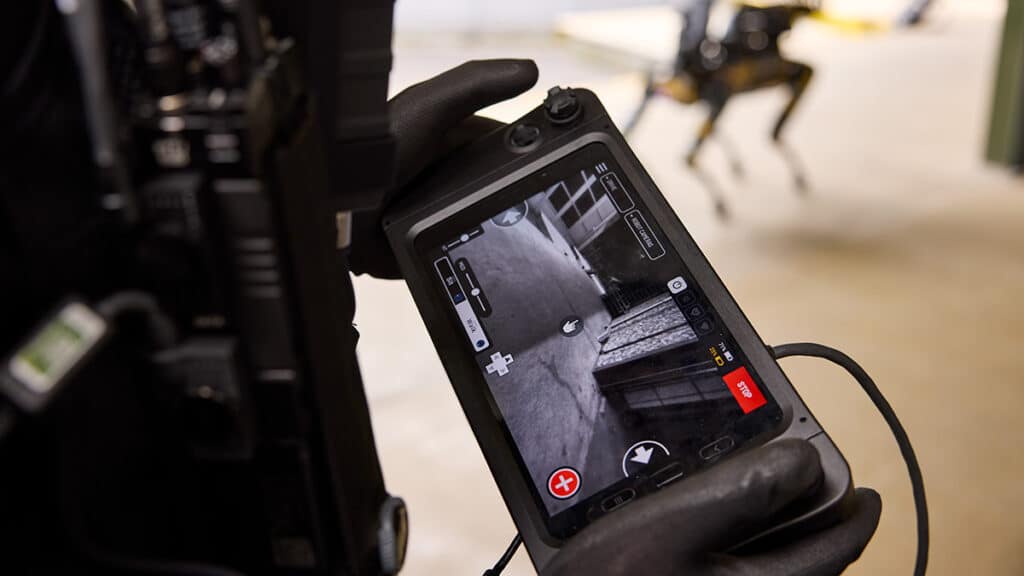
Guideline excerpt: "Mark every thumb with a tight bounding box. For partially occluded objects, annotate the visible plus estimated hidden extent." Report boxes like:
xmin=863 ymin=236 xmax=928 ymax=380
xmin=724 ymin=488 xmax=882 ymax=576
xmin=678 ymin=438 xmax=826 ymax=552
xmin=389 ymin=59 xmax=538 ymax=186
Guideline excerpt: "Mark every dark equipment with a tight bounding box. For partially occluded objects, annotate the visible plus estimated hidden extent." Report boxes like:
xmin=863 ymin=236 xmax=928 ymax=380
xmin=0 ymin=1 xmax=406 ymax=574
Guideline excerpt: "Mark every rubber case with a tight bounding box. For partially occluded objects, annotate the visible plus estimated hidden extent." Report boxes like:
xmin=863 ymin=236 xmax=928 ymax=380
xmin=383 ymin=88 xmax=854 ymax=571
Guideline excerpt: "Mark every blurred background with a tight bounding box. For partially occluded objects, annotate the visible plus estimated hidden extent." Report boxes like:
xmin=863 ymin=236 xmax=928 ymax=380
xmin=354 ymin=1 xmax=1024 ymax=574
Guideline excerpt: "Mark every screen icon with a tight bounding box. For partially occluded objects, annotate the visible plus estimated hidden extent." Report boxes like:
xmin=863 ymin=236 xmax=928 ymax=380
xmin=547 ymin=467 xmax=582 ymax=499
xmin=600 ymin=172 xmax=635 ymax=213
xmin=699 ymin=436 xmax=736 ymax=461
xmin=559 ymin=315 xmax=584 ymax=337
xmin=621 ymin=440 xmax=671 ymax=477
xmin=695 ymin=317 xmax=715 ymax=335
xmin=722 ymin=366 xmax=767 ymax=414
xmin=485 ymin=352 xmax=514 ymax=377
xmin=624 ymin=210 xmax=666 ymax=260
xmin=435 ymin=257 xmax=490 ymax=351
xmin=667 ymin=276 xmax=688 ymax=294
xmin=491 ymin=201 xmax=528 ymax=227
xmin=455 ymin=259 xmax=491 ymax=317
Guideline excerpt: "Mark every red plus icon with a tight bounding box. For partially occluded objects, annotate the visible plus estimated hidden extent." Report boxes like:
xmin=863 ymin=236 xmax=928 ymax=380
xmin=547 ymin=467 xmax=581 ymax=500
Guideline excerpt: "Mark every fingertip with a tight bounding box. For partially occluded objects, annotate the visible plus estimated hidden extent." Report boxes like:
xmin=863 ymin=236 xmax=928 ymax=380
xmin=388 ymin=59 xmax=539 ymax=185
xmin=458 ymin=58 xmax=539 ymax=95
xmin=852 ymin=487 xmax=883 ymax=534
xmin=463 ymin=58 xmax=538 ymax=78
xmin=505 ymin=58 xmax=540 ymax=87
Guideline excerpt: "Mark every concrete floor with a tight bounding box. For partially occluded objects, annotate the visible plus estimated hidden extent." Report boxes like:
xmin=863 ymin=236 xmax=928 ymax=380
xmin=354 ymin=3 xmax=1024 ymax=574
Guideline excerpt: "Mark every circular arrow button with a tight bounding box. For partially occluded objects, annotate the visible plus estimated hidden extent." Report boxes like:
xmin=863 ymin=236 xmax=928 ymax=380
xmin=621 ymin=440 xmax=671 ymax=477
xmin=491 ymin=201 xmax=528 ymax=227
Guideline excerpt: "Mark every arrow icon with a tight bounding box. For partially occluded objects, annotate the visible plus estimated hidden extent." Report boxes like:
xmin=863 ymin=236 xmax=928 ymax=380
xmin=630 ymin=446 xmax=654 ymax=465
xmin=492 ymin=202 xmax=529 ymax=227
xmin=501 ymin=209 xmax=521 ymax=225
xmin=622 ymin=440 xmax=671 ymax=476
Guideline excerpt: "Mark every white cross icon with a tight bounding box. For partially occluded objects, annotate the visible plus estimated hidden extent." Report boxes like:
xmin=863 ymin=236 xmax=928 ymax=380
xmin=485 ymin=352 xmax=514 ymax=376
xmin=548 ymin=467 xmax=581 ymax=499
xmin=555 ymin=474 xmax=575 ymax=493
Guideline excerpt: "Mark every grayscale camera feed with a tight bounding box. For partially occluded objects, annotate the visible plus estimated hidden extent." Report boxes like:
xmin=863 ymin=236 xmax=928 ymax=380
xmin=432 ymin=160 xmax=746 ymax=515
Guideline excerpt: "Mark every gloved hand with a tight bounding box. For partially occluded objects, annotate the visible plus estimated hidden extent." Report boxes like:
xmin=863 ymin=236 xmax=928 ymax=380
xmin=349 ymin=59 xmax=539 ymax=278
xmin=542 ymin=439 xmax=881 ymax=576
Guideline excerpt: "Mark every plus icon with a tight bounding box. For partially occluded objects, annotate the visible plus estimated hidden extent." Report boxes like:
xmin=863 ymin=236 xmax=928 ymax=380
xmin=485 ymin=351 xmax=514 ymax=376
xmin=547 ymin=467 xmax=581 ymax=499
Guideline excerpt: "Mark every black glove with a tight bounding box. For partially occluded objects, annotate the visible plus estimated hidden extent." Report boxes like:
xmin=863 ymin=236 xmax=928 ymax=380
xmin=542 ymin=439 xmax=881 ymax=576
xmin=349 ymin=59 xmax=539 ymax=279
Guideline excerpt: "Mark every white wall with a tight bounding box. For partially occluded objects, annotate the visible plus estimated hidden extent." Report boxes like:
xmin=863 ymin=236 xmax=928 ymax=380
xmin=394 ymin=0 xmax=1005 ymax=32
xmin=394 ymin=0 xmax=663 ymax=31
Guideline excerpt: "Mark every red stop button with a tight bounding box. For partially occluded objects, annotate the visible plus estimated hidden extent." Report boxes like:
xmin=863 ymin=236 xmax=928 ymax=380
xmin=723 ymin=366 xmax=767 ymax=414
xmin=547 ymin=467 xmax=581 ymax=500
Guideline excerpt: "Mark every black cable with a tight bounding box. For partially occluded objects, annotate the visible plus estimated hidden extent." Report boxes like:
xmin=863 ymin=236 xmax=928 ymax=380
xmin=96 ymin=291 xmax=178 ymax=348
xmin=770 ymin=342 xmax=928 ymax=576
xmin=483 ymin=533 xmax=522 ymax=576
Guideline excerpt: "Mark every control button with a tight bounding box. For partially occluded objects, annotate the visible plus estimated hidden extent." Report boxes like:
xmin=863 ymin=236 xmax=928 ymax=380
xmin=485 ymin=352 xmax=514 ymax=377
xmin=491 ymin=201 xmax=528 ymax=227
xmin=560 ymin=315 xmax=584 ymax=338
xmin=650 ymin=463 xmax=685 ymax=489
xmin=548 ymin=467 xmax=582 ymax=499
xmin=624 ymin=210 xmax=666 ymax=260
xmin=600 ymin=172 xmax=635 ymax=213
xmin=685 ymin=304 xmax=705 ymax=319
xmin=443 ymin=226 xmax=484 ymax=251
xmin=456 ymin=258 xmax=491 ymax=318
xmin=694 ymin=317 xmax=715 ymax=335
xmin=601 ymin=489 xmax=636 ymax=512
xmin=668 ymin=276 xmax=688 ymax=294
xmin=677 ymin=291 xmax=697 ymax=307
xmin=621 ymin=440 xmax=671 ymax=477
xmin=722 ymin=366 xmax=768 ymax=414
xmin=544 ymin=86 xmax=582 ymax=125
xmin=435 ymin=256 xmax=490 ymax=351
xmin=508 ymin=123 xmax=542 ymax=149
xmin=699 ymin=436 xmax=736 ymax=461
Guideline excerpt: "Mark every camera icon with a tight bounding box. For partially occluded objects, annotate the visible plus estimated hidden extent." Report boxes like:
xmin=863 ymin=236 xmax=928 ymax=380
xmin=667 ymin=276 xmax=688 ymax=294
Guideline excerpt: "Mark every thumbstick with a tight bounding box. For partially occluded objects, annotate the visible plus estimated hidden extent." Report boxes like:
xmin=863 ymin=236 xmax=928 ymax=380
xmin=544 ymin=86 xmax=582 ymax=125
